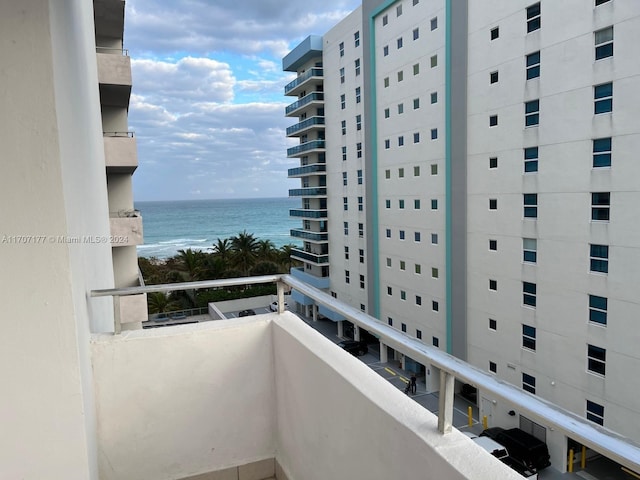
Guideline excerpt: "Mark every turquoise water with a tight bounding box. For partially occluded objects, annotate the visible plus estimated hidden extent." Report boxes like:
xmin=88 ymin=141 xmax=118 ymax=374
xmin=135 ymin=197 xmax=301 ymax=259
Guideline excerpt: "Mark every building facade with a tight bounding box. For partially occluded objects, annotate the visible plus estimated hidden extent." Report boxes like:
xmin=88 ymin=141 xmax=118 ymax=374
xmin=284 ymin=0 xmax=640 ymax=462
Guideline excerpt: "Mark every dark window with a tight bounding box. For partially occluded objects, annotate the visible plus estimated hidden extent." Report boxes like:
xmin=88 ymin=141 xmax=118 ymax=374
xmin=587 ymin=344 xmax=606 ymax=375
xmin=490 ymin=115 xmax=498 ymax=126
xmin=489 ymin=318 xmax=497 ymax=330
xmin=594 ymin=83 xmax=613 ymax=114
xmin=589 ymin=295 xmax=607 ymax=325
xmin=490 ymin=361 xmax=497 ymax=373
xmin=522 ymin=373 xmax=536 ymax=394
xmin=596 ymin=0 xmax=611 ymax=4
xmin=489 ymin=239 xmax=497 ymax=251
xmin=524 ymin=147 xmax=539 ymax=172
xmin=527 ymin=3 xmax=541 ymax=33
xmin=593 ymin=138 xmax=612 ymax=167
xmin=591 ymin=192 xmax=610 ymax=221
xmin=523 ymin=238 xmax=537 ymax=263
xmin=401 ymin=323 xmax=407 ymax=332
xmin=590 ymin=244 xmax=609 ymax=273
xmin=489 ymin=199 xmax=498 ymax=210
xmin=523 ymin=282 xmax=537 ymax=307
xmin=525 ymin=100 xmax=540 ymax=126
xmin=587 ymin=400 xmax=604 ymax=425
xmin=489 ymin=157 xmax=498 ymax=168
xmin=524 ymin=193 xmax=538 ymax=218
xmin=491 ymin=27 xmax=499 ymax=40
xmin=417 ymin=329 xmax=422 ymax=339
xmin=433 ymin=337 xmax=439 ymax=347
xmin=490 ymin=71 xmax=499 ymax=83
xmin=522 ymin=324 xmax=536 ymax=350
xmin=595 ymin=26 xmax=613 ymax=60
xmin=489 ymin=279 xmax=497 ymax=291
xmin=526 ymin=51 xmax=541 ymax=79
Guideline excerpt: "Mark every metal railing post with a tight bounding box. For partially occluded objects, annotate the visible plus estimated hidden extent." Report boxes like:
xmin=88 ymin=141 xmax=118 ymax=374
xmin=437 ymin=370 xmax=454 ymax=434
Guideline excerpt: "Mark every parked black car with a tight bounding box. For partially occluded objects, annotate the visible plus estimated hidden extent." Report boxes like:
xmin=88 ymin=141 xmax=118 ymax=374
xmin=238 ymin=309 xmax=256 ymax=317
xmin=480 ymin=427 xmax=551 ymax=471
xmin=337 ymin=340 xmax=368 ymax=356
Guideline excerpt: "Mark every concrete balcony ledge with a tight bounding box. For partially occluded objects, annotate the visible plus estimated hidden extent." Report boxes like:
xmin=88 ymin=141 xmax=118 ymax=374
xmin=97 ymin=52 xmax=132 ymax=86
xmin=103 ymin=135 xmax=137 ymax=173
xmin=91 ymin=313 xmax=520 ymax=480
xmin=109 ymin=215 xmax=143 ymax=246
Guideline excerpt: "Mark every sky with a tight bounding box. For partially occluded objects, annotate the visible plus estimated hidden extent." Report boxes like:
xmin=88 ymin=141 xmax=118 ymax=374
xmin=125 ymin=0 xmax=361 ymax=201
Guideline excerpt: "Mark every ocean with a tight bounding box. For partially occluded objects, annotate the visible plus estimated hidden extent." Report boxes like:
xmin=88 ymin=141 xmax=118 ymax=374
xmin=135 ymin=197 xmax=302 ymax=259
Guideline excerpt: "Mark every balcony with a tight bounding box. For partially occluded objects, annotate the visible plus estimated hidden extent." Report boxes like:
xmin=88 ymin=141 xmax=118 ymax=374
xmin=286 ymin=116 xmax=325 ymax=137
xmin=290 ymin=229 xmax=328 ymax=242
xmin=287 ymin=163 xmax=326 ymax=178
xmin=90 ymin=275 xmax=640 ymax=479
xmin=288 ymin=187 xmax=326 ymax=197
xmin=103 ymin=132 xmax=137 ymax=173
xmin=109 ymin=210 xmax=143 ymax=246
xmin=290 ymin=266 xmax=330 ymax=289
xmin=286 ymin=140 xmax=325 ymax=157
xmin=284 ymin=67 xmax=323 ymax=96
xmin=290 ymin=248 xmax=329 ymax=265
xmin=285 ymin=92 xmax=324 ymax=117
xmin=97 ymin=50 xmax=132 ymax=108
xmin=289 ymin=208 xmax=327 ymax=219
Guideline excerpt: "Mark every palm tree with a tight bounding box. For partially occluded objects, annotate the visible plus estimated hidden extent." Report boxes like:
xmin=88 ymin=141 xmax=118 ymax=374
xmin=278 ymin=244 xmax=298 ymax=273
xmin=256 ymin=239 xmax=276 ymax=262
xmin=176 ymin=248 xmax=205 ymax=281
xmin=230 ymin=230 xmax=259 ymax=276
xmin=211 ymin=238 xmax=232 ymax=262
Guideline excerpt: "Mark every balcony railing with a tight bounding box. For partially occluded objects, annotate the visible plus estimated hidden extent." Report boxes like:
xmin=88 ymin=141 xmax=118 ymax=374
xmin=290 ymin=229 xmax=328 ymax=242
xmin=285 ymin=92 xmax=324 ymax=115
xmin=287 ymin=140 xmax=325 ymax=157
xmin=96 ymin=46 xmax=129 ymax=56
xmin=287 ymin=164 xmax=326 ymax=177
xmin=103 ymin=131 xmax=135 ymax=137
xmin=289 ymin=208 xmax=327 ymax=219
xmin=284 ymin=68 xmax=323 ymax=94
xmin=91 ymin=274 xmax=640 ymax=475
xmin=290 ymin=248 xmax=329 ymax=264
xmin=286 ymin=116 xmax=325 ymax=136
xmin=288 ymin=187 xmax=327 ymax=197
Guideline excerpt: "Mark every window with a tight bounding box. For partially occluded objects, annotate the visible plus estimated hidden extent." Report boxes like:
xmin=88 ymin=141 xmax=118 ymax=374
xmin=526 ymin=51 xmax=541 ymax=79
xmin=416 ymin=295 xmax=422 ymax=305
xmin=396 ymin=4 xmax=402 ymax=15
xmin=383 ymin=45 xmax=389 ymax=56
xmin=413 ymin=0 xmax=419 ymax=5
xmin=490 ymin=362 xmax=497 ymax=373
xmin=399 ymin=199 xmax=405 ymax=209
xmin=386 ymin=257 xmax=392 ymax=267
xmin=416 ymin=329 xmax=422 ymax=340
xmin=401 ymin=323 xmax=407 ymax=332
xmin=430 ymin=55 xmax=438 ymax=67
xmin=589 ymin=295 xmax=607 ymax=325
xmin=414 ymin=199 xmax=421 ymax=209
xmin=341 ymin=120 xmax=346 ymax=135
xmin=382 ymin=14 xmax=388 ymax=26
xmin=586 ymin=400 xmax=604 ymax=425
xmin=343 ymin=197 xmax=348 ymax=211
xmin=339 ymin=42 xmax=344 ymax=57
xmin=489 ymin=198 xmax=497 ymax=210
xmin=522 ymin=324 xmax=536 ymax=350
xmin=397 ymin=37 xmax=403 ymax=49
xmin=523 ymin=238 xmax=537 ymax=263
xmin=398 ymin=136 xmax=404 ymax=147
xmin=490 ymin=71 xmax=499 ymax=83
xmin=356 ymin=143 xmax=362 ymax=158
xmin=344 ymin=221 xmax=349 ymax=235
xmin=523 ymin=282 xmax=537 ymax=307
xmin=587 ymin=345 xmax=606 ymax=376
xmin=590 ymin=244 xmax=609 ymax=274
xmin=384 ymin=77 xmax=389 ymax=88
xmin=397 ymin=103 xmax=404 ymax=114
xmin=399 ymin=230 xmax=405 ymax=240
xmin=398 ymin=168 xmax=404 ymax=178
xmin=345 ymin=270 xmax=350 ymax=283
xmin=413 ymin=132 xmax=420 ymax=143
xmin=355 ymin=58 xmax=361 ymax=76
xmin=384 ymin=108 xmax=390 ymax=119
xmin=400 ymin=261 xmax=406 ymax=271
xmin=385 ymin=169 xmax=391 ymax=179
xmin=360 ymin=274 xmax=365 ymax=289
xmin=386 ymin=229 xmax=391 ymax=238
xmin=489 ymin=279 xmax=497 ymax=291
xmin=431 ymin=233 xmax=438 ymax=244
xmin=342 ymin=171 xmax=348 ymax=186
xmin=342 ymin=146 xmax=347 ymax=161
xmin=489 ymin=115 xmax=498 ymax=126
xmin=489 ymin=318 xmax=497 ymax=330
xmin=413 ymin=28 xmax=419 ymax=40
xmin=433 ymin=337 xmax=439 ymax=347
xmin=415 ymin=264 xmax=421 ymax=274
xmin=522 ymin=373 xmax=536 ymax=394
xmin=491 ymin=27 xmax=499 ymax=40
xmin=489 ymin=157 xmax=498 ymax=168
xmin=593 ymin=138 xmax=611 ymax=167
xmin=356 ymin=114 xmax=362 ymax=131
xmin=400 ymin=290 xmax=406 ymax=300
xmin=384 ymin=139 xmax=390 ymax=149
xmin=431 ymin=164 xmax=438 ymax=175
xmin=413 ymin=98 xmax=420 ymax=110
xmin=595 ymin=26 xmax=613 ymax=60
xmin=387 ymin=286 xmax=392 ymax=296
xmin=594 ymin=83 xmax=613 ymax=114
xmin=487 ymin=239 xmax=498 ymax=252
xmin=431 ymin=128 xmax=438 ymax=140
xmin=524 ymin=193 xmax=538 ymax=218
xmin=525 ymin=100 xmax=540 ymax=126
xmin=397 ymin=71 xmax=404 ymax=82
xmin=524 ymin=147 xmax=539 ymax=172
xmin=413 ymin=63 xmax=419 ymax=75
xmin=344 ymin=246 xmax=349 ymax=260
xmin=341 ymin=94 xmax=346 ymax=110
xmin=415 ymin=232 xmax=421 ymax=242
xmin=596 ymin=0 xmax=611 ymax=4
xmin=385 ymin=199 xmax=391 ymax=209
xmin=432 ymin=267 xmax=438 ymax=278
xmin=591 ymin=192 xmax=610 ymax=221
xmin=357 ymin=169 xmax=363 ymax=184
xmin=431 ymin=91 xmax=438 ymax=103
xmin=358 ymin=223 xmax=364 ymax=237
xmin=360 ymin=304 xmax=365 ymax=312
xmin=355 ymin=87 xmax=361 ymax=104
xmin=388 ymin=317 xmax=393 ymax=326
xmin=414 ymin=166 xmax=420 ymax=176
xmin=431 ymin=199 xmax=438 ymax=210
xmin=527 ymin=3 xmax=541 ymax=33
xmin=340 ymin=67 xmax=345 ymax=84
xmin=432 ymin=301 xmax=439 ymax=311
xmin=431 ymin=17 xmax=438 ymax=30
xmin=354 ymin=31 xmax=360 ymax=47
xmin=358 ymin=196 xmax=363 ymax=211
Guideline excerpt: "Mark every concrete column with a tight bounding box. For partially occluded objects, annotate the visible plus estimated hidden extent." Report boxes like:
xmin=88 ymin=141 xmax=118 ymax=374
xmin=353 ymin=325 xmax=360 ymax=341
xmin=379 ymin=341 xmax=388 ymax=363
xmin=337 ymin=320 xmax=344 ymax=338
xmin=438 ymin=371 xmax=455 ymax=434
xmin=312 ymin=304 xmax=318 ymax=322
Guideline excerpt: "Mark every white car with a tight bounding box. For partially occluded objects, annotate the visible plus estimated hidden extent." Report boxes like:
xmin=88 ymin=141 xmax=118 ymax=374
xmin=269 ymin=301 xmax=288 ymax=312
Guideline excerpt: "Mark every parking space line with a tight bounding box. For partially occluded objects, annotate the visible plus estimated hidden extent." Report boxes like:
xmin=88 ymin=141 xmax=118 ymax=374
xmin=384 ymin=367 xmax=397 ymax=376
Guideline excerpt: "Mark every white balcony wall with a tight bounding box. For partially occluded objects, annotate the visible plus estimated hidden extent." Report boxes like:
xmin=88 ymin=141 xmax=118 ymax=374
xmin=91 ymin=314 xmax=520 ymax=480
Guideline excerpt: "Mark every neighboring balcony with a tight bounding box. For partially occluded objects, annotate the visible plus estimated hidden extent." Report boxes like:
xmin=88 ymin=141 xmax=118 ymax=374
xmin=288 ymin=187 xmax=326 ymax=197
xmin=287 ymin=163 xmax=326 ymax=178
xmin=290 ymin=266 xmax=330 ymax=289
xmin=286 ymin=116 xmax=325 ymax=138
xmin=97 ymin=50 xmax=132 ymax=107
xmin=289 ymin=208 xmax=327 ymax=219
xmin=284 ymin=67 xmax=323 ymax=96
xmin=103 ymin=132 xmax=137 ymax=174
xmin=285 ymin=92 xmax=324 ymax=117
xmin=290 ymin=248 xmax=329 ymax=265
xmin=290 ymin=229 xmax=328 ymax=242
xmin=109 ymin=210 xmax=143 ymax=246
xmin=287 ymin=140 xmax=325 ymax=158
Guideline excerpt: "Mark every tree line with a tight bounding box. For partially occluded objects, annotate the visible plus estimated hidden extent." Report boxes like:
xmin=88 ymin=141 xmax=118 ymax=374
xmin=139 ymin=230 xmax=300 ymax=313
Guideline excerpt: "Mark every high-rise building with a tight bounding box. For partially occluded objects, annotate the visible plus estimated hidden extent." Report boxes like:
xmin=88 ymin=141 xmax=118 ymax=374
xmin=284 ymin=0 xmax=640 ymax=462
